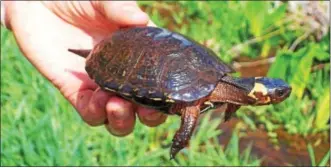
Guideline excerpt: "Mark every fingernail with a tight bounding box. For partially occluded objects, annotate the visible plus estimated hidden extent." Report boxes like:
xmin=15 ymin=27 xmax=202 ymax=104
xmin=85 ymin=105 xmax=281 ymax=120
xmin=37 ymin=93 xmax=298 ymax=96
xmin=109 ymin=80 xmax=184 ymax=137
xmin=122 ymin=5 xmax=138 ymax=15
xmin=111 ymin=108 xmax=131 ymax=120
xmin=145 ymin=112 xmax=163 ymax=121
xmin=122 ymin=5 xmax=147 ymax=20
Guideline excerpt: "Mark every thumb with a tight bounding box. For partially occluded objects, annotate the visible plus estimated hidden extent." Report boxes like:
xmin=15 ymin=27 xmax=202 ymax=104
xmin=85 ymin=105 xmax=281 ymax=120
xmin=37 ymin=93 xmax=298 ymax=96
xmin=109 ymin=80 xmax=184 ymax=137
xmin=93 ymin=1 xmax=149 ymax=27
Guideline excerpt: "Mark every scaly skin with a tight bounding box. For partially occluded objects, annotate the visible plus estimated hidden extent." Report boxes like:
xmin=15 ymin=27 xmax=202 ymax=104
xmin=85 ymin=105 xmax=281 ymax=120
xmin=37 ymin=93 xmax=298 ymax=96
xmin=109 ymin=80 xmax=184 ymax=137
xmin=224 ymin=104 xmax=241 ymax=122
xmin=168 ymin=77 xmax=291 ymax=159
xmin=170 ymin=105 xmax=200 ymax=159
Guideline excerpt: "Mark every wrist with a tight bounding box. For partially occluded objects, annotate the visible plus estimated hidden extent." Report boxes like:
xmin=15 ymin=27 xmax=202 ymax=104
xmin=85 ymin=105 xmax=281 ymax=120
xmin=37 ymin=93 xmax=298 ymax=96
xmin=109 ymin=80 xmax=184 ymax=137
xmin=1 ymin=1 xmax=13 ymax=30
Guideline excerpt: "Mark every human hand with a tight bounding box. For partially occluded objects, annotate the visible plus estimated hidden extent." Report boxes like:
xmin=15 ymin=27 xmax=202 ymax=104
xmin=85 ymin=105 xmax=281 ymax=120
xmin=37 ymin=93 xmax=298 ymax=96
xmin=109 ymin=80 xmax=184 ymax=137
xmin=3 ymin=1 xmax=167 ymax=136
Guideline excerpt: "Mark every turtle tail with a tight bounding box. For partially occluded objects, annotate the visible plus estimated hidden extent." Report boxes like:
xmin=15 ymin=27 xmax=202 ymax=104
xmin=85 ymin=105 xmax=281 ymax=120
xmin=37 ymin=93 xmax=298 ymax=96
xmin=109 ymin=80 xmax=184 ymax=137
xmin=68 ymin=49 xmax=91 ymax=58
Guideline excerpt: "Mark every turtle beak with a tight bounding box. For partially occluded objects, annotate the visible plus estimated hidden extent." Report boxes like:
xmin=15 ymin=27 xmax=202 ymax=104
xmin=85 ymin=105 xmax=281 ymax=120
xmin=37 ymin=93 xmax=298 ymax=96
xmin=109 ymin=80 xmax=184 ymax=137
xmin=283 ymin=86 xmax=292 ymax=99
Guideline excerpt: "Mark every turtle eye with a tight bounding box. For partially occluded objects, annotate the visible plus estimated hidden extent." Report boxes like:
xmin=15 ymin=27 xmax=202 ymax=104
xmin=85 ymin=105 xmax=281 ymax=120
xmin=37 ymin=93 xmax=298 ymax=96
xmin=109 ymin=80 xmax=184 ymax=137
xmin=275 ymin=89 xmax=285 ymax=97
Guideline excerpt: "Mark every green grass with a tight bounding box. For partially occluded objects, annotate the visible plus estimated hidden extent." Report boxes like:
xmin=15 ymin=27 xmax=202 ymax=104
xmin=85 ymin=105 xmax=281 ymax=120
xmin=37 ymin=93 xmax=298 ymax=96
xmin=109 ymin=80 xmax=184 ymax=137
xmin=308 ymin=143 xmax=330 ymax=167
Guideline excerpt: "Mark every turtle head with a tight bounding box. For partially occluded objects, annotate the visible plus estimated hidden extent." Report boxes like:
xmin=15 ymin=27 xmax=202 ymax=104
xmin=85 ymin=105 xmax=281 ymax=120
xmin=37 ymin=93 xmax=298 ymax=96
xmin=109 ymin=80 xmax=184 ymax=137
xmin=248 ymin=77 xmax=291 ymax=105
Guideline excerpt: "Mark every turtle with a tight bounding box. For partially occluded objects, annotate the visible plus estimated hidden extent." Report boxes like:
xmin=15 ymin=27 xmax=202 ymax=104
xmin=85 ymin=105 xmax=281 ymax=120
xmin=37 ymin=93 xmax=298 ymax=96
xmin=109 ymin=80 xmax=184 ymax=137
xmin=68 ymin=26 xmax=291 ymax=159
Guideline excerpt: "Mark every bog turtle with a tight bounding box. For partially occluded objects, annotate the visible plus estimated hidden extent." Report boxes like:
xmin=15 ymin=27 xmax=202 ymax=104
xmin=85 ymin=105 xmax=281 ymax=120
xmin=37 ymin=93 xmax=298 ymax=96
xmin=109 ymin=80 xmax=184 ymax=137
xmin=68 ymin=26 xmax=291 ymax=159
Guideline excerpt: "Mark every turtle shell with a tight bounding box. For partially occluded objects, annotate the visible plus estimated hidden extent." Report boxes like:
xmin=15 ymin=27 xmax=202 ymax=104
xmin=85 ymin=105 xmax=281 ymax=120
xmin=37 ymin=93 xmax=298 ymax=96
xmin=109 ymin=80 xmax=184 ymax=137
xmin=85 ymin=27 xmax=233 ymax=110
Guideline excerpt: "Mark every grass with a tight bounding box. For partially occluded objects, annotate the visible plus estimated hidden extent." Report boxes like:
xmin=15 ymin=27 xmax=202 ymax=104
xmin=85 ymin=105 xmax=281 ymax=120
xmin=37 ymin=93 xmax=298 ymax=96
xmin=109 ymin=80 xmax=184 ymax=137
xmin=308 ymin=144 xmax=330 ymax=167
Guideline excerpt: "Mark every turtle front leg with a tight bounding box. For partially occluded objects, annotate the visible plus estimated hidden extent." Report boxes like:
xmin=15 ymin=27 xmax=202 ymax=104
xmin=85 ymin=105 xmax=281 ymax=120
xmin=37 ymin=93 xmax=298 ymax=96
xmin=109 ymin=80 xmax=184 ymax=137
xmin=170 ymin=105 xmax=200 ymax=159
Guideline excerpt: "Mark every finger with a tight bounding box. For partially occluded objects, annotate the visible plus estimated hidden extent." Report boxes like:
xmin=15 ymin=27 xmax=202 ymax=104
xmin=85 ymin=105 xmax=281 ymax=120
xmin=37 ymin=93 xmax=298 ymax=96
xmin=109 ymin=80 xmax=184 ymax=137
xmin=85 ymin=88 xmax=112 ymax=126
xmin=137 ymin=106 xmax=167 ymax=127
xmin=71 ymin=89 xmax=94 ymax=124
xmin=105 ymin=96 xmax=136 ymax=137
xmin=147 ymin=19 xmax=157 ymax=27
xmin=69 ymin=88 xmax=108 ymax=126
xmin=94 ymin=1 xmax=149 ymax=26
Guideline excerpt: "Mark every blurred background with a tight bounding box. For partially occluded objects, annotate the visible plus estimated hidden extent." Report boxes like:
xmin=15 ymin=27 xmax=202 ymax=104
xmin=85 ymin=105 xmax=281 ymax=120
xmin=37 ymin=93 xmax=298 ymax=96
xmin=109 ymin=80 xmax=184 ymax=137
xmin=1 ymin=1 xmax=330 ymax=166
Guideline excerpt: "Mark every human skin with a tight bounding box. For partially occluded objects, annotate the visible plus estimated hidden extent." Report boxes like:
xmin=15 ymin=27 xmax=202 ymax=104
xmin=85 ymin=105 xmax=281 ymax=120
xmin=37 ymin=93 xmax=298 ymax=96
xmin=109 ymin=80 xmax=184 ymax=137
xmin=2 ymin=1 xmax=167 ymax=136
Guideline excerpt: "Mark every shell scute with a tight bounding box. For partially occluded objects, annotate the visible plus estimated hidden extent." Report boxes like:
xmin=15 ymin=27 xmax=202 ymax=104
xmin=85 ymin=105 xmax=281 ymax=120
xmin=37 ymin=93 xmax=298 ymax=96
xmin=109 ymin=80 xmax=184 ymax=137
xmin=135 ymin=88 xmax=148 ymax=98
xmin=149 ymin=90 xmax=166 ymax=100
xmin=119 ymin=84 xmax=133 ymax=96
xmin=104 ymin=80 xmax=120 ymax=92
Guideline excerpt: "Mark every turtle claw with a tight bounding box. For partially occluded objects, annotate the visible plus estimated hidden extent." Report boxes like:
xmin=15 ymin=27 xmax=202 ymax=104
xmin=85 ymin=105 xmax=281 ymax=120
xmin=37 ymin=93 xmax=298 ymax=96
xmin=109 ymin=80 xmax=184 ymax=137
xmin=169 ymin=152 xmax=176 ymax=160
xmin=170 ymin=139 xmax=184 ymax=160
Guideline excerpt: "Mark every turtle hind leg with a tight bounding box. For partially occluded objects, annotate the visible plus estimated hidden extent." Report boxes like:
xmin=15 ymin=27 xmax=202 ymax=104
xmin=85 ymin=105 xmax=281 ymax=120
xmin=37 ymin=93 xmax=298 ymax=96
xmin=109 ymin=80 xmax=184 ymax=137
xmin=224 ymin=104 xmax=241 ymax=122
xmin=170 ymin=106 xmax=200 ymax=160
